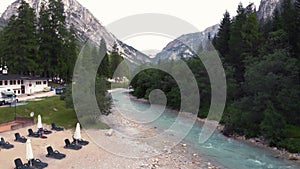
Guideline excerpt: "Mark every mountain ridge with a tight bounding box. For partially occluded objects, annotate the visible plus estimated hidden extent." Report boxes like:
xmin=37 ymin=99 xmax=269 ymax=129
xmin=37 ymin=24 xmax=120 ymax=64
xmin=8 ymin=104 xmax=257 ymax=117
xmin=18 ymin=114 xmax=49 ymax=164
xmin=153 ymin=0 xmax=288 ymax=61
xmin=1 ymin=0 xmax=151 ymax=64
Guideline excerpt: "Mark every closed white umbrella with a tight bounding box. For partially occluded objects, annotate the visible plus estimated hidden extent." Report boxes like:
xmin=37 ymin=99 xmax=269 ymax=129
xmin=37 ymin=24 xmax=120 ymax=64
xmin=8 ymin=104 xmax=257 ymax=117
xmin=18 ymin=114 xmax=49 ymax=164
xmin=37 ymin=115 xmax=43 ymax=129
xmin=73 ymin=123 xmax=82 ymax=140
xmin=26 ymin=139 xmax=34 ymax=165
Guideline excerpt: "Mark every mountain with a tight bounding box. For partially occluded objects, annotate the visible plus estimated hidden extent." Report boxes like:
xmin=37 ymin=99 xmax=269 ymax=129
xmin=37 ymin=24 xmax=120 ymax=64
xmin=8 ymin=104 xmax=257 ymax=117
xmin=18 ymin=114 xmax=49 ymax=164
xmin=153 ymin=0 xmax=290 ymax=61
xmin=257 ymin=0 xmax=296 ymax=23
xmin=0 ymin=0 xmax=151 ymax=64
xmin=257 ymin=0 xmax=282 ymax=23
xmin=153 ymin=24 xmax=219 ymax=61
xmin=141 ymin=49 xmax=161 ymax=58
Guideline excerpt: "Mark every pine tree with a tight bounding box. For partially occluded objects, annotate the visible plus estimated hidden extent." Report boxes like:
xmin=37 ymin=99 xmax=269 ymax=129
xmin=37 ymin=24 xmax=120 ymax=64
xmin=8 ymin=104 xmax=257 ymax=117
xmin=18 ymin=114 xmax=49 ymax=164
xmin=281 ymin=0 xmax=298 ymax=56
xmin=228 ymin=3 xmax=247 ymax=83
xmin=241 ymin=12 xmax=262 ymax=61
xmin=108 ymin=43 xmax=124 ymax=78
xmin=295 ymin=0 xmax=300 ymax=60
xmin=272 ymin=9 xmax=284 ymax=31
xmin=63 ymin=26 xmax=78 ymax=82
xmin=98 ymin=39 xmax=110 ymax=78
xmin=214 ymin=11 xmax=231 ymax=60
xmin=0 ymin=0 xmax=37 ymax=75
xmin=38 ymin=3 xmax=54 ymax=77
xmin=38 ymin=0 xmax=77 ymax=81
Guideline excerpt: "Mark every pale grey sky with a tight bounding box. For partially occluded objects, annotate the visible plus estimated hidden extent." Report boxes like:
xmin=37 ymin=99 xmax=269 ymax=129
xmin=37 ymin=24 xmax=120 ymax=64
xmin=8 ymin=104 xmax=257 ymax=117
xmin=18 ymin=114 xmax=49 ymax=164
xmin=0 ymin=0 xmax=261 ymax=51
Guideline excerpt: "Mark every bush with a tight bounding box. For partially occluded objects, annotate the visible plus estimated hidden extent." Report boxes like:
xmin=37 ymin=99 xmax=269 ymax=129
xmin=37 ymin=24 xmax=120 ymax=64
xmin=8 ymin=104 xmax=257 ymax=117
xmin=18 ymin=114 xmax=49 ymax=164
xmin=278 ymin=138 xmax=300 ymax=153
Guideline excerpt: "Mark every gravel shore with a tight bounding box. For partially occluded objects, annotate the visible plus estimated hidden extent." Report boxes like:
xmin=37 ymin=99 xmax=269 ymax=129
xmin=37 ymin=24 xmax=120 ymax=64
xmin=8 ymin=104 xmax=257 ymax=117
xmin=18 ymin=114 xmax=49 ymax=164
xmin=0 ymin=110 xmax=221 ymax=169
xmin=0 ymin=88 xmax=222 ymax=168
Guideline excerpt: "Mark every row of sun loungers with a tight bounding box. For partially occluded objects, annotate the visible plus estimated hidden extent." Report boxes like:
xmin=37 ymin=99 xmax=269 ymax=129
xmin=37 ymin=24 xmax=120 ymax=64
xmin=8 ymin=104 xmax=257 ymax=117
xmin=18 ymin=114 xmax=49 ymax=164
xmin=12 ymin=140 xmax=85 ymax=169
xmin=14 ymin=145 xmax=66 ymax=169
xmin=1 ymin=123 xmax=88 ymax=168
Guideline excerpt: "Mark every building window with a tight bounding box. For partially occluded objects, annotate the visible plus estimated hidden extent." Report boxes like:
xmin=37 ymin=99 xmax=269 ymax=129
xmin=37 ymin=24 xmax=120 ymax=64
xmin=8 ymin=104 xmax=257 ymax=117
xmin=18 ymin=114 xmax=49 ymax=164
xmin=43 ymin=81 xmax=47 ymax=84
xmin=0 ymin=81 xmax=2 ymax=86
xmin=21 ymin=80 xmax=24 ymax=84
xmin=10 ymin=80 xmax=13 ymax=85
xmin=18 ymin=90 xmax=20 ymax=94
xmin=13 ymin=80 xmax=16 ymax=85
xmin=36 ymin=81 xmax=42 ymax=85
xmin=29 ymin=83 xmax=32 ymax=87
xmin=17 ymin=80 xmax=20 ymax=84
xmin=4 ymin=80 xmax=8 ymax=85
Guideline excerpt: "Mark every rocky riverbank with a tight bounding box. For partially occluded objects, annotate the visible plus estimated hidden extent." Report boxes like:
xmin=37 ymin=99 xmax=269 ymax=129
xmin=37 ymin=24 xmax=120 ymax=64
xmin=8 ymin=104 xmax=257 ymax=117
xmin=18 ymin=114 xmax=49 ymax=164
xmin=99 ymin=106 xmax=222 ymax=169
xmin=122 ymin=88 xmax=300 ymax=164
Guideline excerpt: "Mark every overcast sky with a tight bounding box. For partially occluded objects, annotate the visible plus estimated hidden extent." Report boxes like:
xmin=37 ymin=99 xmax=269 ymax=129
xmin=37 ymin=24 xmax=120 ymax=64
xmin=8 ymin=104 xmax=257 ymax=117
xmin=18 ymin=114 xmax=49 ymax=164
xmin=0 ymin=0 xmax=261 ymax=51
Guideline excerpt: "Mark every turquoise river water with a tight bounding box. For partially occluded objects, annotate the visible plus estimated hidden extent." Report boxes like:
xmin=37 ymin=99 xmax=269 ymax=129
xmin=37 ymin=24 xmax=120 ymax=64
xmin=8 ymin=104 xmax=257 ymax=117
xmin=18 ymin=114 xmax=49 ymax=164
xmin=111 ymin=90 xmax=300 ymax=169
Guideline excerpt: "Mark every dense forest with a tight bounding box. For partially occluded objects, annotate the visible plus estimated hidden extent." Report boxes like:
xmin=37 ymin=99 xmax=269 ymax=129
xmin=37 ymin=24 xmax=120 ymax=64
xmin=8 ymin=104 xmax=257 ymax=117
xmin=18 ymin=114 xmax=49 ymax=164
xmin=0 ymin=0 xmax=126 ymax=121
xmin=130 ymin=0 xmax=300 ymax=153
xmin=0 ymin=0 xmax=76 ymax=81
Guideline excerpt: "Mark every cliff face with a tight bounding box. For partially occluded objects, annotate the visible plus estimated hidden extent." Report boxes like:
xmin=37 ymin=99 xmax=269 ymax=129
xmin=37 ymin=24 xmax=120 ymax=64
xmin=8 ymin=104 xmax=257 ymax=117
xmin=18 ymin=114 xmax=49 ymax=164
xmin=153 ymin=24 xmax=219 ymax=61
xmin=1 ymin=0 xmax=151 ymax=64
xmin=256 ymin=0 xmax=282 ymax=22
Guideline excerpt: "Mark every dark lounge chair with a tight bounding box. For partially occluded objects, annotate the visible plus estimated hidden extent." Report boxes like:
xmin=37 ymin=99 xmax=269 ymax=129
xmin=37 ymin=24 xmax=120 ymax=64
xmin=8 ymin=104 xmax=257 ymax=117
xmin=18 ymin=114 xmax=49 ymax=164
xmin=46 ymin=146 xmax=66 ymax=159
xmin=72 ymin=137 xmax=89 ymax=146
xmin=64 ymin=139 xmax=82 ymax=150
xmin=14 ymin=133 xmax=27 ymax=143
xmin=51 ymin=123 xmax=64 ymax=131
xmin=0 ymin=137 xmax=14 ymax=149
xmin=28 ymin=129 xmax=47 ymax=139
xmin=29 ymin=159 xmax=48 ymax=169
xmin=14 ymin=158 xmax=34 ymax=169
xmin=28 ymin=129 xmax=39 ymax=138
xmin=42 ymin=129 xmax=52 ymax=135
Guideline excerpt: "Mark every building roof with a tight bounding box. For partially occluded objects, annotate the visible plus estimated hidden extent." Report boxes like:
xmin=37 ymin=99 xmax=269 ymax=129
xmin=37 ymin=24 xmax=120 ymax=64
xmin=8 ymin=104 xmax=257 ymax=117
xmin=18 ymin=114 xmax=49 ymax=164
xmin=0 ymin=74 xmax=48 ymax=81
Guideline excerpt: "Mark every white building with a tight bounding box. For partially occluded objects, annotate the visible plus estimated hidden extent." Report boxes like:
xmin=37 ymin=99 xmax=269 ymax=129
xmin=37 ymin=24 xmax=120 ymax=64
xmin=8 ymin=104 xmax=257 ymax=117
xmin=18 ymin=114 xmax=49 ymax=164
xmin=0 ymin=65 xmax=48 ymax=95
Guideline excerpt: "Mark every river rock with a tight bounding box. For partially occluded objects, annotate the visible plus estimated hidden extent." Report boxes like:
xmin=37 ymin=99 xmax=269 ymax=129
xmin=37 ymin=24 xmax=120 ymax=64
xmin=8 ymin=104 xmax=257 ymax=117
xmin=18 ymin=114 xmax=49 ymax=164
xmin=288 ymin=154 xmax=300 ymax=161
xmin=105 ymin=129 xmax=114 ymax=136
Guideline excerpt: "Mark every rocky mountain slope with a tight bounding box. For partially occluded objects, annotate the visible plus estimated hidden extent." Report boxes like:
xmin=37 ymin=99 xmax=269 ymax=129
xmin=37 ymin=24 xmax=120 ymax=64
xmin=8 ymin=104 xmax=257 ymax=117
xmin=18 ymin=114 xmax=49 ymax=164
xmin=1 ymin=0 xmax=151 ymax=64
xmin=153 ymin=0 xmax=289 ymax=61
xmin=153 ymin=24 xmax=219 ymax=61
xmin=257 ymin=0 xmax=282 ymax=22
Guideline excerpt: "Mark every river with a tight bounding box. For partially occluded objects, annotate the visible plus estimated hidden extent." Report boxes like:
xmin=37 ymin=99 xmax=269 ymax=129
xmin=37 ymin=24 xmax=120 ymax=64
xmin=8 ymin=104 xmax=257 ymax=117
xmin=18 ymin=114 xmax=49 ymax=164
xmin=111 ymin=89 xmax=300 ymax=169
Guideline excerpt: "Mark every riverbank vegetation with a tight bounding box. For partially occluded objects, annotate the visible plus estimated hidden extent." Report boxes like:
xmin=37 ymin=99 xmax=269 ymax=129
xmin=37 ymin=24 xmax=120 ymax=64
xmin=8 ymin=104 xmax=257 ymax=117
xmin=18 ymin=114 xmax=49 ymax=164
xmin=130 ymin=0 xmax=300 ymax=153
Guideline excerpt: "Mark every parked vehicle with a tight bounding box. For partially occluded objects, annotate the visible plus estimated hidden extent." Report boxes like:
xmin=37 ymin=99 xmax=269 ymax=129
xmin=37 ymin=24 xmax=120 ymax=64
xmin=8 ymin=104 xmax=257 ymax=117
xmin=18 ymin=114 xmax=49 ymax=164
xmin=0 ymin=87 xmax=18 ymax=106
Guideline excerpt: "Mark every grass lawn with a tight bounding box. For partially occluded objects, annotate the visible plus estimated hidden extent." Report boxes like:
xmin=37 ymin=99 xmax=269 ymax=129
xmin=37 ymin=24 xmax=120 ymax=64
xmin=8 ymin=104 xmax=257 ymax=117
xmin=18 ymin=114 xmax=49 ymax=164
xmin=0 ymin=96 xmax=109 ymax=129
xmin=110 ymin=82 xmax=129 ymax=89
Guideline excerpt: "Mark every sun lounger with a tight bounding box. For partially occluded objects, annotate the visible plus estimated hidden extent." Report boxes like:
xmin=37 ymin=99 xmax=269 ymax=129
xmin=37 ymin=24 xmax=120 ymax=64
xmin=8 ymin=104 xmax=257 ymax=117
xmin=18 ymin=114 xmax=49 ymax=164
xmin=14 ymin=158 xmax=34 ymax=169
xmin=64 ymin=139 xmax=82 ymax=150
xmin=51 ymin=123 xmax=64 ymax=131
xmin=14 ymin=133 xmax=27 ymax=143
xmin=29 ymin=159 xmax=48 ymax=169
xmin=43 ymin=129 xmax=52 ymax=135
xmin=28 ymin=129 xmax=47 ymax=138
xmin=28 ymin=129 xmax=39 ymax=138
xmin=72 ymin=137 xmax=89 ymax=146
xmin=46 ymin=146 xmax=66 ymax=159
xmin=0 ymin=137 xmax=14 ymax=149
